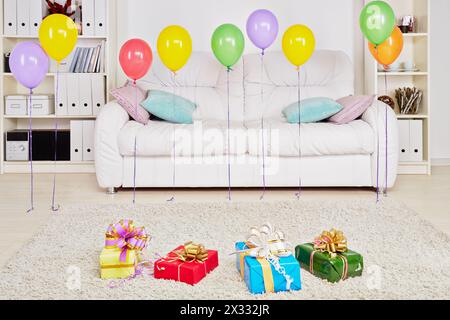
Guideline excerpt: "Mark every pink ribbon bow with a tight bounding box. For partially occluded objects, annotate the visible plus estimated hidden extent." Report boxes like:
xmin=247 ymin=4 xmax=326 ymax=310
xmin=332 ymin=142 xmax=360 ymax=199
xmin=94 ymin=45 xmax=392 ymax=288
xmin=105 ymin=219 xmax=149 ymax=262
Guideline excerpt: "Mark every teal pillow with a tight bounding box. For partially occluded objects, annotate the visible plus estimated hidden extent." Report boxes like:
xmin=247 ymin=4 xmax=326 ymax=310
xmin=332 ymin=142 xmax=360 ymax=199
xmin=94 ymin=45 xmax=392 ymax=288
xmin=140 ymin=90 xmax=197 ymax=124
xmin=283 ymin=97 xmax=343 ymax=123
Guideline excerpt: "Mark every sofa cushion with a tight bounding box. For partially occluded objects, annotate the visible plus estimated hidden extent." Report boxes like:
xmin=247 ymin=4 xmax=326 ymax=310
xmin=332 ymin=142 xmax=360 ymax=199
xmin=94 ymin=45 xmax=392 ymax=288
xmin=138 ymin=52 xmax=244 ymax=122
xmin=246 ymin=119 xmax=374 ymax=157
xmin=243 ymin=51 xmax=354 ymax=122
xmin=118 ymin=120 xmax=248 ymax=157
xmin=141 ymin=90 xmax=197 ymax=124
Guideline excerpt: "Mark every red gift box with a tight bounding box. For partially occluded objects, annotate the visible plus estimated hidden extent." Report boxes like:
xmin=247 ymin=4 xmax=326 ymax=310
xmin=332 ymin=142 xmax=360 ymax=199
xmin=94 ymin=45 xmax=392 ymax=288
xmin=154 ymin=245 xmax=219 ymax=285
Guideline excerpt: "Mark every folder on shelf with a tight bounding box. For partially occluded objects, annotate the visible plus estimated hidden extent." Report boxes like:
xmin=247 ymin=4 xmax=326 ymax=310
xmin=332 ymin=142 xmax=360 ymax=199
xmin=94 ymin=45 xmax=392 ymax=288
xmin=16 ymin=0 xmax=30 ymax=35
xmin=29 ymin=0 xmax=46 ymax=36
xmin=55 ymin=73 xmax=68 ymax=116
xmin=94 ymin=0 xmax=107 ymax=36
xmin=79 ymin=74 xmax=93 ymax=115
xmin=91 ymin=74 xmax=105 ymax=116
xmin=3 ymin=0 xmax=17 ymax=35
xmin=82 ymin=0 xmax=95 ymax=36
xmin=69 ymin=48 xmax=81 ymax=73
xmin=67 ymin=74 xmax=80 ymax=115
xmin=70 ymin=120 xmax=83 ymax=162
xmin=83 ymin=48 xmax=94 ymax=73
xmin=410 ymin=120 xmax=423 ymax=162
xmin=82 ymin=120 xmax=95 ymax=161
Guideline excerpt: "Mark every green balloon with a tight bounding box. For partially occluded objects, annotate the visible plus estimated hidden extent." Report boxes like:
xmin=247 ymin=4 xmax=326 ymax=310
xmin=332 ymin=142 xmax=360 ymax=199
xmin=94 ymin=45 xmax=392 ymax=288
xmin=360 ymin=1 xmax=396 ymax=45
xmin=211 ymin=24 xmax=245 ymax=68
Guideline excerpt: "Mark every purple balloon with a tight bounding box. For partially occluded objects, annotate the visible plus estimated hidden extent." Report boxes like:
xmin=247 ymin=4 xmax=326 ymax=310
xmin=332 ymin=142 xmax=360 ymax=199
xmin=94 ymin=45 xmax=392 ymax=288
xmin=9 ymin=41 xmax=49 ymax=90
xmin=246 ymin=9 xmax=279 ymax=51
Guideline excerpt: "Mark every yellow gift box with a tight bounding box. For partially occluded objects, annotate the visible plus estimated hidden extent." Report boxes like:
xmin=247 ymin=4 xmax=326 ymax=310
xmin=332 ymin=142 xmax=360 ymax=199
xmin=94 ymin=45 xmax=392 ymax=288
xmin=99 ymin=248 xmax=138 ymax=279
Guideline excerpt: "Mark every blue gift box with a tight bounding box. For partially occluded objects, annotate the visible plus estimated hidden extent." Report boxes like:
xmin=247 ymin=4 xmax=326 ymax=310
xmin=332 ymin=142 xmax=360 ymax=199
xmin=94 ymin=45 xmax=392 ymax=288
xmin=235 ymin=242 xmax=302 ymax=294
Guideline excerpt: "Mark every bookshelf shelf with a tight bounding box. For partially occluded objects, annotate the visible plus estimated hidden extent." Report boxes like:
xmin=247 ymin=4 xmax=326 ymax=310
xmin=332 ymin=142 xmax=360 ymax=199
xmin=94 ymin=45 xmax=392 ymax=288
xmin=377 ymin=72 xmax=428 ymax=76
xmin=3 ymin=115 xmax=97 ymax=119
xmin=0 ymin=0 xmax=117 ymax=174
xmin=1 ymin=35 xmax=107 ymax=40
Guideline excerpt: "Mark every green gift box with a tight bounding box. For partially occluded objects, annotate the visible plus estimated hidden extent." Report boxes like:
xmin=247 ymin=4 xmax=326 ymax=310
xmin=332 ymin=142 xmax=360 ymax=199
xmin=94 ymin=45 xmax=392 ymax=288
xmin=295 ymin=243 xmax=363 ymax=283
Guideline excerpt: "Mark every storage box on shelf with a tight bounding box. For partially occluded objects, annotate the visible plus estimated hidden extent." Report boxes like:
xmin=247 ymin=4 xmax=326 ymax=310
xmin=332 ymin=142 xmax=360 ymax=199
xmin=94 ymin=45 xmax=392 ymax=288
xmin=364 ymin=0 xmax=431 ymax=175
xmin=0 ymin=0 xmax=117 ymax=174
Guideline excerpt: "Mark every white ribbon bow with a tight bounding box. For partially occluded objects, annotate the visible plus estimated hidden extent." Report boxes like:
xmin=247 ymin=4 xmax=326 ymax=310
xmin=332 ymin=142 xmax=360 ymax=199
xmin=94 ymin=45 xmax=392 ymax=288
xmin=245 ymin=223 xmax=292 ymax=259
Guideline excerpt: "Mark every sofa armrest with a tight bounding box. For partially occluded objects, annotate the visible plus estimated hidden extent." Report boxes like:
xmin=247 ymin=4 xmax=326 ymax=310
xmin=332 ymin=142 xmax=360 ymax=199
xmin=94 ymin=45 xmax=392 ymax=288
xmin=361 ymin=100 xmax=399 ymax=189
xmin=95 ymin=101 xmax=129 ymax=188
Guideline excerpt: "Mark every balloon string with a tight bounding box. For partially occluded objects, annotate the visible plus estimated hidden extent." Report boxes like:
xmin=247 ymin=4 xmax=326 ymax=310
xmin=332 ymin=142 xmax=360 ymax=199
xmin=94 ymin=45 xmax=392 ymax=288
xmin=226 ymin=67 xmax=232 ymax=201
xmin=167 ymin=72 xmax=176 ymax=202
xmin=27 ymin=89 xmax=34 ymax=213
xmin=384 ymin=72 xmax=388 ymax=196
xmin=167 ymin=72 xmax=177 ymax=202
xmin=260 ymin=51 xmax=266 ymax=200
xmin=133 ymin=80 xmax=137 ymax=205
xmin=295 ymin=68 xmax=302 ymax=200
xmin=375 ymin=46 xmax=380 ymax=203
xmin=51 ymin=65 xmax=60 ymax=212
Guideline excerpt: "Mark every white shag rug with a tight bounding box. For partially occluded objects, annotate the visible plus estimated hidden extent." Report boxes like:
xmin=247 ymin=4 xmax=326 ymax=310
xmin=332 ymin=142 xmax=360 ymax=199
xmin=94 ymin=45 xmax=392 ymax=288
xmin=0 ymin=199 xmax=449 ymax=300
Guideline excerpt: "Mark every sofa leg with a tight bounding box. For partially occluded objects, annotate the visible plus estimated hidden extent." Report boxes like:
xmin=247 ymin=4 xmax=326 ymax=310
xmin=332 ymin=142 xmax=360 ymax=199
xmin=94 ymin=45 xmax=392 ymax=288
xmin=106 ymin=187 xmax=117 ymax=195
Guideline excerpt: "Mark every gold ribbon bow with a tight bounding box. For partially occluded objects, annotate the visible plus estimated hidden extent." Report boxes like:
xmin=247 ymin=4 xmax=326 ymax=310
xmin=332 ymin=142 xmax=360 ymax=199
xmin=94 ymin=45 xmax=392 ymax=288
xmin=313 ymin=229 xmax=348 ymax=258
xmin=174 ymin=241 xmax=209 ymax=263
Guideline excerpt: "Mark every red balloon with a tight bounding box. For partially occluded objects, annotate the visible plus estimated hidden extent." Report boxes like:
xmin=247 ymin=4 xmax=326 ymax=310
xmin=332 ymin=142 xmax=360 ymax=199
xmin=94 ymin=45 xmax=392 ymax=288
xmin=119 ymin=39 xmax=153 ymax=81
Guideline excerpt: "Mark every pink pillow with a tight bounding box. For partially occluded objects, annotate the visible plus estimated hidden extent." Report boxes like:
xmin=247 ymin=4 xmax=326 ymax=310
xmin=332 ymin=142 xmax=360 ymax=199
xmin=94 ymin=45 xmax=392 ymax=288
xmin=110 ymin=81 xmax=150 ymax=124
xmin=328 ymin=95 xmax=376 ymax=125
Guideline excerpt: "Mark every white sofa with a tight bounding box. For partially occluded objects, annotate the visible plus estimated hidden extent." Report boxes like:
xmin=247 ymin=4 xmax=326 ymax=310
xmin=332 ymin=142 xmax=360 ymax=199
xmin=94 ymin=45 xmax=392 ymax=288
xmin=95 ymin=51 xmax=398 ymax=192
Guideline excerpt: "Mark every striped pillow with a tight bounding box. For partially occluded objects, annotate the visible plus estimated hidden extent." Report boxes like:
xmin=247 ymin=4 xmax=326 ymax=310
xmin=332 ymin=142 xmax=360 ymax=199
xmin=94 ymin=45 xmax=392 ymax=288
xmin=328 ymin=95 xmax=376 ymax=125
xmin=111 ymin=81 xmax=150 ymax=125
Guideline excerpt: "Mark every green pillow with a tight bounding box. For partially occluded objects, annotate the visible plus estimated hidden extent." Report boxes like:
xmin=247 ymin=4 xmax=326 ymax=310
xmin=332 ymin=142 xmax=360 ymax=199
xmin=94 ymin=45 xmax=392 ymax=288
xmin=283 ymin=97 xmax=343 ymax=123
xmin=140 ymin=90 xmax=197 ymax=124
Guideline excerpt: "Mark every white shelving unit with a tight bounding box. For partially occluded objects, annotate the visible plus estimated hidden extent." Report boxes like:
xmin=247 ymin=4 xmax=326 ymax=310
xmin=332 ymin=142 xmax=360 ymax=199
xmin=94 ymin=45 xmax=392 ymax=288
xmin=365 ymin=0 xmax=431 ymax=175
xmin=0 ymin=0 xmax=117 ymax=174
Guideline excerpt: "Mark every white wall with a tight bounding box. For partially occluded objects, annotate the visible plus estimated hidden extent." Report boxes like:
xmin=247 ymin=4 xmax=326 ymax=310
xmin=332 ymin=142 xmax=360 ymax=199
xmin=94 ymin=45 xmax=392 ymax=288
xmin=430 ymin=0 xmax=450 ymax=163
xmin=117 ymin=0 xmax=364 ymax=92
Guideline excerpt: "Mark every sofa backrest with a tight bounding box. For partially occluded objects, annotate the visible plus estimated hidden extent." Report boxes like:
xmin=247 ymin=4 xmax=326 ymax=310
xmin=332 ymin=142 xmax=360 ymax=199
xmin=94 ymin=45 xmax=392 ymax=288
xmin=139 ymin=52 xmax=245 ymax=122
xmin=138 ymin=50 xmax=353 ymax=123
xmin=243 ymin=50 xmax=354 ymax=122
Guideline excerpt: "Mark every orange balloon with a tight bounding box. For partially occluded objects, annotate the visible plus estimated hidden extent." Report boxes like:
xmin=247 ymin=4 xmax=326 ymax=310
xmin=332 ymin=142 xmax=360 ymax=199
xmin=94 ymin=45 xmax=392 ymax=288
xmin=369 ymin=26 xmax=404 ymax=66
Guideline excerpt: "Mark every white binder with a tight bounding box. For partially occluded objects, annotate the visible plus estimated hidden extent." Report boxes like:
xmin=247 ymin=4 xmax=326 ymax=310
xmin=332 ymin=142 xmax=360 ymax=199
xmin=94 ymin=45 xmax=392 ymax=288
xmin=91 ymin=74 xmax=105 ymax=116
xmin=16 ymin=0 xmax=30 ymax=35
xmin=82 ymin=120 xmax=95 ymax=161
xmin=398 ymin=120 xmax=424 ymax=162
xmin=82 ymin=0 xmax=95 ymax=36
xmin=29 ymin=0 xmax=46 ymax=36
xmin=67 ymin=74 xmax=80 ymax=115
xmin=70 ymin=120 xmax=83 ymax=161
xmin=78 ymin=74 xmax=93 ymax=115
xmin=3 ymin=0 xmax=17 ymax=35
xmin=410 ymin=120 xmax=423 ymax=162
xmin=398 ymin=120 xmax=410 ymax=162
xmin=55 ymin=73 xmax=68 ymax=116
xmin=94 ymin=0 xmax=107 ymax=36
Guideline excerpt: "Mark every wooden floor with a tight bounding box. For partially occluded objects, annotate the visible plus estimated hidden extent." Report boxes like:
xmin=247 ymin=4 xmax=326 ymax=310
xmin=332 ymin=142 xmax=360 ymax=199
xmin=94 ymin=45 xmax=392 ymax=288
xmin=0 ymin=167 xmax=449 ymax=267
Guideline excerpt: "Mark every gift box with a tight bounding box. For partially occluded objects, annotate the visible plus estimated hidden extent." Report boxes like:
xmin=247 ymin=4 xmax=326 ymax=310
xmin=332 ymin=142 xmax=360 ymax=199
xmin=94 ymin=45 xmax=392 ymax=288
xmin=295 ymin=229 xmax=363 ymax=283
xmin=154 ymin=242 xmax=219 ymax=286
xmin=236 ymin=242 xmax=302 ymax=294
xmin=100 ymin=248 xmax=138 ymax=279
xmin=99 ymin=219 xmax=149 ymax=280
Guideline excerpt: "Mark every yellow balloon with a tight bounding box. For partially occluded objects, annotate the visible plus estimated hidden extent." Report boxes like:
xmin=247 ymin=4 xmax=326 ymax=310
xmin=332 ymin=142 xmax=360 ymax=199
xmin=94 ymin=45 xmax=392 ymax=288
xmin=282 ymin=24 xmax=316 ymax=68
xmin=39 ymin=14 xmax=78 ymax=63
xmin=157 ymin=25 xmax=192 ymax=73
